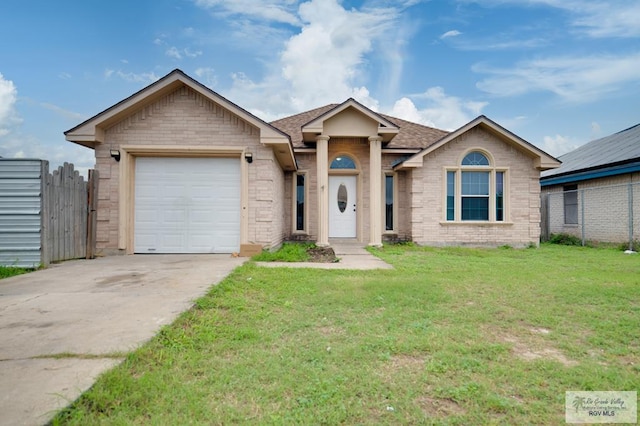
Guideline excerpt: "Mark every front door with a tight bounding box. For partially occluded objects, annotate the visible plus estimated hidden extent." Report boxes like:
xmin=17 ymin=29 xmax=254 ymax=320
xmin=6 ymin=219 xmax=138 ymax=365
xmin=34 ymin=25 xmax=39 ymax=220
xmin=329 ymin=175 xmax=357 ymax=238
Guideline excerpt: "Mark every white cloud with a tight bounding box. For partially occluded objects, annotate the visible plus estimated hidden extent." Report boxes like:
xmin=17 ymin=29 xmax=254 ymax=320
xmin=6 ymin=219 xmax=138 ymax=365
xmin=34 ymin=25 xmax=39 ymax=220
xmin=476 ymin=0 xmax=640 ymax=38
xmin=39 ymin=103 xmax=87 ymax=122
xmin=452 ymin=36 xmax=547 ymax=51
xmin=105 ymin=70 xmax=161 ymax=84
xmin=279 ymin=0 xmax=397 ymax=110
xmin=217 ymin=0 xmax=405 ymax=119
xmin=1 ymin=129 xmax=95 ymax=176
xmin=440 ymin=30 xmax=461 ymax=39
xmin=184 ymin=48 xmax=202 ymax=58
xmin=166 ymin=46 xmax=182 ymax=59
xmin=538 ymin=0 xmax=640 ymax=38
xmin=194 ymin=0 xmax=300 ymax=26
xmin=389 ymin=87 xmax=488 ymax=130
xmin=540 ymin=134 xmax=582 ymax=157
xmin=0 ymin=73 xmax=19 ymax=137
xmin=166 ymin=46 xmax=203 ymax=60
xmin=0 ymin=75 xmax=93 ymax=173
xmin=192 ymin=0 xmax=484 ymax=130
xmin=194 ymin=67 xmax=218 ymax=88
xmin=474 ymin=53 xmax=640 ymax=103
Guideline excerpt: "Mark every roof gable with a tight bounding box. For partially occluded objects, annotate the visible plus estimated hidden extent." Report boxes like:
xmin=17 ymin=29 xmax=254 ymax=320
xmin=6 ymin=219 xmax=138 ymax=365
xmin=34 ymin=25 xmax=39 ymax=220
xmin=65 ymin=69 xmax=296 ymax=170
xmin=397 ymin=115 xmax=561 ymax=171
xmin=270 ymin=103 xmax=448 ymax=149
xmin=300 ymin=98 xmax=399 ymax=143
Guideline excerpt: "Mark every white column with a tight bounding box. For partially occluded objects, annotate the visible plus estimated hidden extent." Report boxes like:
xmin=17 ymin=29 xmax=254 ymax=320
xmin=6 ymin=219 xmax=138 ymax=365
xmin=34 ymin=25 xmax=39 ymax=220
xmin=316 ymin=135 xmax=330 ymax=246
xmin=369 ymin=136 xmax=383 ymax=247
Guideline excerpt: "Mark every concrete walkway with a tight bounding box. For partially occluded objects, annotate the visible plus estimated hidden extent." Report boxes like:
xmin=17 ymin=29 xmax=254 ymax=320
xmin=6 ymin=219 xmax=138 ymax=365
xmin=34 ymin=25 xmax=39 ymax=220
xmin=257 ymin=240 xmax=393 ymax=270
xmin=0 ymin=254 xmax=245 ymax=426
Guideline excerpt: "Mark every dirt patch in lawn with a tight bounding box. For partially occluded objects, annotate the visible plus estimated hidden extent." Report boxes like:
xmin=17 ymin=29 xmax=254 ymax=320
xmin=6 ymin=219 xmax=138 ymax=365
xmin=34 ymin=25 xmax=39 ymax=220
xmin=489 ymin=326 xmax=578 ymax=367
xmin=416 ymin=396 xmax=466 ymax=417
xmin=306 ymin=246 xmax=339 ymax=263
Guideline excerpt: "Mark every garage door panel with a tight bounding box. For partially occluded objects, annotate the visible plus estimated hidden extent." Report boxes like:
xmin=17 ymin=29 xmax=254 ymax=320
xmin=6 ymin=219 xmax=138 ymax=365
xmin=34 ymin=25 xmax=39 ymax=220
xmin=134 ymin=157 xmax=240 ymax=254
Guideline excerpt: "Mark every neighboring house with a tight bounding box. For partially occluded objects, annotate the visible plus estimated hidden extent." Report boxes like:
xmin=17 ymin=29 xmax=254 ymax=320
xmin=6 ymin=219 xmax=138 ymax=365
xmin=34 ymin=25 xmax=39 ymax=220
xmin=540 ymin=123 xmax=640 ymax=244
xmin=65 ymin=69 xmax=560 ymax=255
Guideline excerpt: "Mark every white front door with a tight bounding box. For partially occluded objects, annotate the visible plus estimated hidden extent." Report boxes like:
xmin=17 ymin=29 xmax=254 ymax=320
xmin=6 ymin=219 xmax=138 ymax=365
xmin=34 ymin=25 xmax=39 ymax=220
xmin=329 ymin=175 xmax=357 ymax=238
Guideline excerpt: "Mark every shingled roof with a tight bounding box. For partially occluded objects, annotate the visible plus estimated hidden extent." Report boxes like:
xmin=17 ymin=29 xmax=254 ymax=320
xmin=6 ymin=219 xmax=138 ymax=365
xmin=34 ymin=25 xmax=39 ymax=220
xmin=541 ymin=122 xmax=640 ymax=180
xmin=270 ymin=104 xmax=449 ymax=150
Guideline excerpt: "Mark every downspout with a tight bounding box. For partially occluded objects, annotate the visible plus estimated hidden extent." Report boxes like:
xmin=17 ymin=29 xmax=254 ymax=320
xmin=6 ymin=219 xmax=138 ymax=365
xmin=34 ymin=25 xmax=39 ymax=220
xmin=580 ymin=188 xmax=586 ymax=246
xmin=629 ymin=183 xmax=634 ymax=251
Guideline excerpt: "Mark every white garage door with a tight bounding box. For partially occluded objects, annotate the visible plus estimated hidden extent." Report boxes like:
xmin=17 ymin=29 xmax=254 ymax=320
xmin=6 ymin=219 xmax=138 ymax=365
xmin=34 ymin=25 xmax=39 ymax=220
xmin=134 ymin=157 xmax=240 ymax=253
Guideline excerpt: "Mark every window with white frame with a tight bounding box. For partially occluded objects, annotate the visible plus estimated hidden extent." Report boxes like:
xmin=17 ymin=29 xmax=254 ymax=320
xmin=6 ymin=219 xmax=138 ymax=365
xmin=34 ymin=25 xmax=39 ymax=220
xmin=294 ymin=172 xmax=307 ymax=232
xmin=446 ymin=151 xmax=506 ymax=222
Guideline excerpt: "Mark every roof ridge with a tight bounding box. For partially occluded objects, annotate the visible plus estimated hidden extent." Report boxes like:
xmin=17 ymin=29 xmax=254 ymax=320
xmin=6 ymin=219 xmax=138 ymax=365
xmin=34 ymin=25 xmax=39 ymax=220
xmin=614 ymin=122 xmax=640 ymax=135
xmin=270 ymin=104 xmax=339 ymax=124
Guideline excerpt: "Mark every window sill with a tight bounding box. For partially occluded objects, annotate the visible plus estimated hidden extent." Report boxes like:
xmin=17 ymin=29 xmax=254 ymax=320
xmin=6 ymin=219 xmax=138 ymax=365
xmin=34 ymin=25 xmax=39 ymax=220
xmin=440 ymin=221 xmax=513 ymax=226
xmin=292 ymin=231 xmax=309 ymax=235
xmin=383 ymin=231 xmax=397 ymax=235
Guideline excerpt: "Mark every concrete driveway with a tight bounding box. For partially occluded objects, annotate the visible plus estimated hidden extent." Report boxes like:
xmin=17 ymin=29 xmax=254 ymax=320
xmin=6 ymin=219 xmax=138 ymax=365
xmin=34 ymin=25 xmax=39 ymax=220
xmin=0 ymin=254 xmax=245 ymax=426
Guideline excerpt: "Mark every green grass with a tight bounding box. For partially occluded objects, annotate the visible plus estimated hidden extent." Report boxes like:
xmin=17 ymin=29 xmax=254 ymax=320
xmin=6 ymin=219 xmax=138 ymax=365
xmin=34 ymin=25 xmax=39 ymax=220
xmin=252 ymin=242 xmax=314 ymax=262
xmin=52 ymin=244 xmax=640 ymax=425
xmin=0 ymin=265 xmax=34 ymax=279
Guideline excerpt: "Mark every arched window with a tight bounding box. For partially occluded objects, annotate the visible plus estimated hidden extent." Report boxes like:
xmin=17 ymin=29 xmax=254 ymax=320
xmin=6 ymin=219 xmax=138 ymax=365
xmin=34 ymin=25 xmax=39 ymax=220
xmin=330 ymin=155 xmax=356 ymax=169
xmin=462 ymin=151 xmax=489 ymax=166
xmin=446 ymin=150 xmax=506 ymax=222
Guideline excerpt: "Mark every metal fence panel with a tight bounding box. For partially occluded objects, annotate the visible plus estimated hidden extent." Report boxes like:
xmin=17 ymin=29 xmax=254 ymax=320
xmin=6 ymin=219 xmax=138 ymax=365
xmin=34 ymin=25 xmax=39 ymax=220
xmin=0 ymin=159 xmax=45 ymax=267
xmin=541 ymin=181 xmax=640 ymax=248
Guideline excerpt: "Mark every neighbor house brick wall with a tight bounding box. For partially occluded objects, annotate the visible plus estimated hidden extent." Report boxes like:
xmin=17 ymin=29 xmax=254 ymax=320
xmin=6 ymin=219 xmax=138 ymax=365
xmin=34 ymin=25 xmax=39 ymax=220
xmin=95 ymin=85 xmax=282 ymax=253
xmin=542 ymin=172 xmax=640 ymax=243
xmin=412 ymin=127 xmax=542 ymax=248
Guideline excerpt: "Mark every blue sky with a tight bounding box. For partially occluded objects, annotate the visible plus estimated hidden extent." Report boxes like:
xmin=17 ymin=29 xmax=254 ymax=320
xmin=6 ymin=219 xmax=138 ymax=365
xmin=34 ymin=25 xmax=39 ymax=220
xmin=1 ymin=0 xmax=639 ymax=174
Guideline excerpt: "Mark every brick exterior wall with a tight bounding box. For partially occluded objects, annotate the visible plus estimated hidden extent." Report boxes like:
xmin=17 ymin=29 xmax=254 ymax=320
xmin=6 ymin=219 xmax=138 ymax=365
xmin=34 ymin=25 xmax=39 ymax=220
xmin=542 ymin=173 xmax=640 ymax=243
xmin=411 ymin=127 xmax=543 ymax=248
xmin=250 ymin=149 xmax=286 ymax=248
xmin=95 ymin=85 xmax=284 ymax=254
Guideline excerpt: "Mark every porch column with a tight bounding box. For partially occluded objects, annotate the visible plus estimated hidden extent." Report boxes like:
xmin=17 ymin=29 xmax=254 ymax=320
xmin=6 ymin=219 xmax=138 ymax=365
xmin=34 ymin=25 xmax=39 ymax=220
xmin=316 ymin=135 xmax=330 ymax=246
xmin=369 ymin=136 xmax=383 ymax=247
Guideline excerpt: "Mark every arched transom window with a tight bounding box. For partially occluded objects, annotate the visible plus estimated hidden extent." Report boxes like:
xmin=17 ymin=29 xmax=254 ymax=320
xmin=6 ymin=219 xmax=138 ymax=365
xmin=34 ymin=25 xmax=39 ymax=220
xmin=446 ymin=150 xmax=506 ymax=222
xmin=330 ymin=155 xmax=357 ymax=169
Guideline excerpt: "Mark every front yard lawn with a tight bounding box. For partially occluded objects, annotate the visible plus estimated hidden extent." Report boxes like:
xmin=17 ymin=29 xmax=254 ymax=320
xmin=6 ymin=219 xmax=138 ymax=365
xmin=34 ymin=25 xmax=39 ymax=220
xmin=53 ymin=245 xmax=639 ymax=425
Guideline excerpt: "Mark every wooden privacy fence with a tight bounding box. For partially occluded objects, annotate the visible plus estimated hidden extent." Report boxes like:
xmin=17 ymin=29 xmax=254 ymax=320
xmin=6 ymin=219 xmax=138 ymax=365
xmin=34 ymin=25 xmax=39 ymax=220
xmin=0 ymin=159 xmax=98 ymax=267
xmin=42 ymin=163 xmax=98 ymax=264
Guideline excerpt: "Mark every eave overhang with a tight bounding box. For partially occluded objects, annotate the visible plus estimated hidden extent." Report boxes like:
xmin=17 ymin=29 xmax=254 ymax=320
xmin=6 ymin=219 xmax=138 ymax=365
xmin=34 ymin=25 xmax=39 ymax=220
xmin=300 ymin=98 xmax=399 ymax=143
xmin=540 ymin=159 xmax=640 ymax=187
xmin=395 ymin=115 xmax=561 ymax=171
xmin=64 ymin=69 xmax=296 ymax=170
